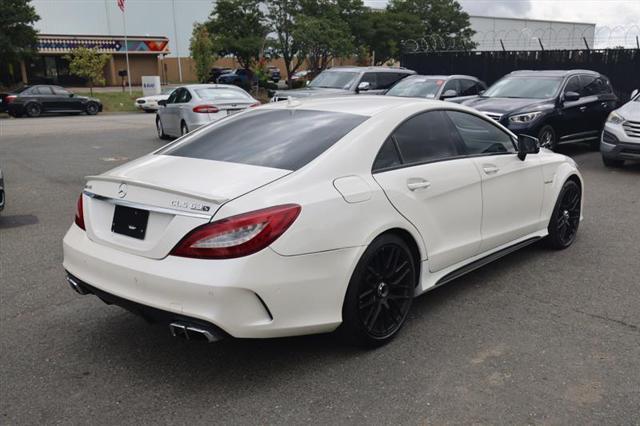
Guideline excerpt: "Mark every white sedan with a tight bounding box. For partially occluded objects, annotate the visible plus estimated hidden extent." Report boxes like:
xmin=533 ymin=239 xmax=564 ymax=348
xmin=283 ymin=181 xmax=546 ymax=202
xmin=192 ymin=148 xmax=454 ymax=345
xmin=155 ymin=84 xmax=259 ymax=139
xmin=134 ymin=88 xmax=175 ymax=112
xmin=63 ymin=96 xmax=583 ymax=346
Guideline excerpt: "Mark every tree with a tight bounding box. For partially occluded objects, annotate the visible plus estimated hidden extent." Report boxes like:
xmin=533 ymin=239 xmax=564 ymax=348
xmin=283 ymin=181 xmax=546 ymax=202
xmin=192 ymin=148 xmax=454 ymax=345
xmin=64 ymin=47 xmax=111 ymax=95
xmin=190 ymin=23 xmax=216 ymax=83
xmin=266 ymin=0 xmax=306 ymax=89
xmin=293 ymin=14 xmax=353 ymax=75
xmin=206 ymin=0 xmax=267 ymax=70
xmin=0 ymin=0 xmax=40 ymax=63
xmin=360 ymin=9 xmax=424 ymax=65
xmin=388 ymin=0 xmax=476 ymax=51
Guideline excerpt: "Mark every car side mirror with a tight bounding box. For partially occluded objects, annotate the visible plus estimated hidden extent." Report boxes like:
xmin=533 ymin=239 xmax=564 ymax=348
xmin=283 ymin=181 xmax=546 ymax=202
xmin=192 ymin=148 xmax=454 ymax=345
xmin=357 ymin=81 xmax=371 ymax=92
xmin=631 ymin=89 xmax=639 ymax=99
xmin=517 ymin=134 xmax=540 ymax=160
xmin=306 ymin=80 xmax=310 ymax=86
xmin=564 ymin=91 xmax=580 ymax=102
xmin=158 ymin=100 xmax=167 ymax=107
xmin=441 ymin=89 xmax=458 ymax=99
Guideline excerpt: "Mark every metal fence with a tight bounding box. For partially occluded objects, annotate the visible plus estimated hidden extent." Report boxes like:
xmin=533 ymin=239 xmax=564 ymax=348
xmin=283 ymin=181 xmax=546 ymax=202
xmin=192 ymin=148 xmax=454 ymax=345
xmin=400 ymin=49 xmax=640 ymax=101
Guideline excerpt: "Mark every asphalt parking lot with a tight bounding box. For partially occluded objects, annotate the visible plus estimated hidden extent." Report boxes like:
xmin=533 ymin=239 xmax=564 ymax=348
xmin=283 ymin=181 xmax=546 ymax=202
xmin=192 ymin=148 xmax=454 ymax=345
xmin=1 ymin=113 xmax=639 ymax=425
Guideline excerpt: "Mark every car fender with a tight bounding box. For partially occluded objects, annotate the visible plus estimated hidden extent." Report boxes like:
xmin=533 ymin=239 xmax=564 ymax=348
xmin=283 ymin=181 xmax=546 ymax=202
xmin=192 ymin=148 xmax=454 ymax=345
xmin=540 ymin=155 xmax=584 ymax=223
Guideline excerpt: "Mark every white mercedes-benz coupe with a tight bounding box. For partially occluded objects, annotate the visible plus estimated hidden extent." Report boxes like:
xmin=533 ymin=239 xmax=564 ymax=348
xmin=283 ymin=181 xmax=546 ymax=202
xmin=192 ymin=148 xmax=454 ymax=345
xmin=63 ymin=96 xmax=584 ymax=347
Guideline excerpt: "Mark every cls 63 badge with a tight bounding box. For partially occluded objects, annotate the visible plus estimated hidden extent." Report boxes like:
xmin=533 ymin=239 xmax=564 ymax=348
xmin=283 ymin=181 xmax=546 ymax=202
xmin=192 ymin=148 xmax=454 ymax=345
xmin=170 ymin=200 xmax=211 ymax=212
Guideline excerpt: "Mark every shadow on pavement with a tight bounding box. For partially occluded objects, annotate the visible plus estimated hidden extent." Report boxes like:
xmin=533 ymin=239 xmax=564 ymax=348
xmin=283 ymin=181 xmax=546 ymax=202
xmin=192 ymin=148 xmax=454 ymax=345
xmin=0 ymin=214 xmax=39 ymax=229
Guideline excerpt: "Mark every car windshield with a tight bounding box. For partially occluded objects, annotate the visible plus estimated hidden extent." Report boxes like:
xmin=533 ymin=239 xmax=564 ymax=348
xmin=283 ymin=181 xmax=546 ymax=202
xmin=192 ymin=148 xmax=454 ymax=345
xmin=386 ymin=78 xmax=444 ymax=98
xmin=308 ymin=71 xmax=359 ymax=89
xmin=159 ymin=109 xmax=368 ymax=171
xmin=195 ymin=88 xmax=252 ymax=101
xmin=483 ymin=77 xmax=562 ymax=99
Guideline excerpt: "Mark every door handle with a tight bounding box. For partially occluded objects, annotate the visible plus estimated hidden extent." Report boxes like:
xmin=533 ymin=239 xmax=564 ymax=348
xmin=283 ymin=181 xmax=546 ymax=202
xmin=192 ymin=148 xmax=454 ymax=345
xmin=579 ymin=106 xmax=587 ymax=112
xmin=407 ymin=179 xmax=431 ymax=191
xmin=482 ymin=165 xmax=499 ymax=175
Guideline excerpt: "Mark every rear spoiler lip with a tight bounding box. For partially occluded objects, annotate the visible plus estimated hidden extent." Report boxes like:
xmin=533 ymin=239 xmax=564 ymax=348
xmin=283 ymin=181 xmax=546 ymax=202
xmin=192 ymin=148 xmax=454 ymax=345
xmin=84 ymin=174 xmax=229 ymax=205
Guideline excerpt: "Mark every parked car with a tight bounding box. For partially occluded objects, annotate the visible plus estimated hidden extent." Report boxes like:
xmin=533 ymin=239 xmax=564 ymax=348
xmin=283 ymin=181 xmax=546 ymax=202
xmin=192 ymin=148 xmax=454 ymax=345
xmin=0 ymin=168 xmax=4 ymax=213
xmin=385 ymin=74 xmax=486 ymax=102
xmin=271 ymin=66 xmax=416 ymax=102
xmin=5 ymin=85 xmax=102 ymax=118
xmin=207 ymin=67 xmax=233 ymax=84
xmin=462 ymin=70 xmax=618 ymax=150
xmin=63 ymin=96 xmax=583 ymax=347
xmin=155 ymin=84 xmax=259 ymax=139
xmin=600 ymin=89 xmax=640 ymax=167
xmin=291 ymin=70 xmax=311 ymax=82
xmin=135 ymin=88 xmax=175 ymax=112
xmin=216 ymin=69 xmax=255 ymax=89
xmin=267 ymin=66 xmax=281 ymax=83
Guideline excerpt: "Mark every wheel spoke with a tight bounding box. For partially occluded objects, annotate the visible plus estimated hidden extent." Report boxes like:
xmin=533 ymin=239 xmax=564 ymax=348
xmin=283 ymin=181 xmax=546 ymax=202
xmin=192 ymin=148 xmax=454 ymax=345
xmin=366 ymin=302 xmax=382 ymax=329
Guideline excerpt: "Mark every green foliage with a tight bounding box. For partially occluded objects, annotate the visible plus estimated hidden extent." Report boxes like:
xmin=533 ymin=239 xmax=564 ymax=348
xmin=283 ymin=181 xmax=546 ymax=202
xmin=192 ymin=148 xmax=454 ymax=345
xmin=388 ymin=0 xmax=476 ymax=50
xmin=265 ymin=0 xmax=306 ymax=88
xmin=0 ymin=0 xmax=40 ymax=63
xmin=190 ymin=24 xmax=216 ymax=83
xmin=359 ymin=9 xmax=424 ymax=65
xmin=64 ymin=47 xmax=111 ymax=95
xmin=206 ymin=0 xmax=268 ymax=70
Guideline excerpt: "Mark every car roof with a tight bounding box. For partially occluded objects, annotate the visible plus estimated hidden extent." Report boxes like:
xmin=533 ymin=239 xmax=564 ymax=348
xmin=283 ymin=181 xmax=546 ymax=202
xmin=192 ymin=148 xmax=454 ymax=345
xmin=182 ymin=84 xmax=247 ymax=90
xmin=323 ymin=66 xmax=416 ymax=74
xmin=261 ymin=95 xmax=453 ymax=117
xmin=508 ymin=69 xmax=600 ymax=78
xmin=405 ymin=74 xmax=480 ymax=81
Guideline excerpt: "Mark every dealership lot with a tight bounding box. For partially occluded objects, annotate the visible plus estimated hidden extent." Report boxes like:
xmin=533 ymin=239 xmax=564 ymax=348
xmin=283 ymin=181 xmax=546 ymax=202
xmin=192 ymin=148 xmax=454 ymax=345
xmin=1 ymin=114 xmax=639 ymax=424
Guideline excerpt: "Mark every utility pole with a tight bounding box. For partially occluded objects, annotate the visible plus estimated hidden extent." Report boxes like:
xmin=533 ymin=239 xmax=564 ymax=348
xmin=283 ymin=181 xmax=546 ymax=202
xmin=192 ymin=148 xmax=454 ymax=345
xmin=171 ymin=0 xmax=183 ymax=82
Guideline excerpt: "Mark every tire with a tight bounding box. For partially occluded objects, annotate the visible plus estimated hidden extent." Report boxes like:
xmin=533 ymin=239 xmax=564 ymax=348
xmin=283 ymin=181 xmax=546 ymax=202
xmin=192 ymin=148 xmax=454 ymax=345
xmin=339 ymin=233 xmax=417 ymax=347
xmin=156 ymin=117 xmax=169 ymax=140
xmin=144 ymin=109 xmax=155 ymax=113
xmin=547 ymin=180 xmax=581 ymax=250
xmin=538 ymin=125 xmax=557 ymax=151
xmin=85 ymin=102 xmax=99 ymax=115
xmin=25 ymin=103 xmax=42 ymax=118
xmin=602 ymin=155 xmax=624 ymax=168
xmin=180 ymin=121 xmax=189 ymax=136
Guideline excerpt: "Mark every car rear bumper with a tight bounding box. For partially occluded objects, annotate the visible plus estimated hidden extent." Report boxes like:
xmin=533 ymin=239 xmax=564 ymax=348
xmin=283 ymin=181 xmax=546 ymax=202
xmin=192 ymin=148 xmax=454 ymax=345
xmin=63 ymin=224 xmax=362 ymax=338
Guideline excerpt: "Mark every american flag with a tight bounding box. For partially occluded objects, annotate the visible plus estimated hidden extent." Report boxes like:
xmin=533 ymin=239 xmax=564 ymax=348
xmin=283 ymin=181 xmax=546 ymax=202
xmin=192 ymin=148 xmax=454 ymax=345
xmin=117 ymin=0 xmax=125 ymax=12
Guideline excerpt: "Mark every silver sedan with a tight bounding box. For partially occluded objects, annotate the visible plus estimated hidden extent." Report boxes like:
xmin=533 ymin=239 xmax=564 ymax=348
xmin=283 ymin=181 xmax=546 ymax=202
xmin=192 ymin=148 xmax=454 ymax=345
xmin=155 ymin=84 xmax=259 ymax=139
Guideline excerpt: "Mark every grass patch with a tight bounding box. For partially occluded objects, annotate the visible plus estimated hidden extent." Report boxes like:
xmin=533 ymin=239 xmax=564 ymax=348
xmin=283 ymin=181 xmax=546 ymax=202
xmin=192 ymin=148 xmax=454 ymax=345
xmin=76 ymin=90 xmax=144 ymax=113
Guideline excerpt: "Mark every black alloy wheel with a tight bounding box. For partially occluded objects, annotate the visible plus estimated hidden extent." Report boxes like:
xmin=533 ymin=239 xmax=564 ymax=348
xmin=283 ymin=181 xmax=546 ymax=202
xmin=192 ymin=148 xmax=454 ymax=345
xmin=538 ymin=125 xmax=557 ymax=150
xmin=340 ymin=234 xmax=416 ymax=347
xmin=547 ymin=180 xmax=581 ymax=249
xmin=86 ymin=102 xmax=99 ymax=115
xmin=26 ymin=103 xmax=42 ymax=118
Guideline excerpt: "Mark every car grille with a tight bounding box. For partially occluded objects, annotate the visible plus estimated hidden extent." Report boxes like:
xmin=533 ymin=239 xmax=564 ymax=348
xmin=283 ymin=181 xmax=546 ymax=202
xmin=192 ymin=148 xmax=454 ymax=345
xmin=622 ymin=120 xmax=640 ymax=138
xmin=483 ymin=112 xmax=503 ymax=121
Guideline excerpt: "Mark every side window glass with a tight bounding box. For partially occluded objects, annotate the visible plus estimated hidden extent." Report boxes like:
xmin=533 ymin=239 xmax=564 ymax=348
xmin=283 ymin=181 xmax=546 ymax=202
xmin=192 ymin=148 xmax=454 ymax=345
xmin=166 ymin=89 xmax=179 ymax=104
xmin=392 ymin=111 xmax=460 ymax=165
xmin=446 ymin=111 xmax=515 ymax=155
xmin=377 ymin=73 xmax=404 ymax=90
xmin=183 ymin=89 xmax=192 ymax=103
xmin=53 ymin=86 xmax=69 ymax=96
xmin=372 ymin=137 xmax=402 ymax=171
xmin=35 ymin=86 xmax=53 ymax=95
xmin=441 ymin=79 xmax=460 ymax=97
xmin=361 ymin=73 xmax=378 ymax=89
xmin=459 ymin=80 xmax=478 ymax=96
xmin=564 ymin=76 xmax=582 ymax=95
xmin=582 ymin=76 xmax=610 ymax=96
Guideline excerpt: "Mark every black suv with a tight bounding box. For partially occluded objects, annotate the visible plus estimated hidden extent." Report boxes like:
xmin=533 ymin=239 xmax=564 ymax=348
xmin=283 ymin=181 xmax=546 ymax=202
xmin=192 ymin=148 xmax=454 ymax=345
xmin=462 ymin=70 xmax=618 ymax=150
xmin=271 ymin=66 xmax=415 ymax=102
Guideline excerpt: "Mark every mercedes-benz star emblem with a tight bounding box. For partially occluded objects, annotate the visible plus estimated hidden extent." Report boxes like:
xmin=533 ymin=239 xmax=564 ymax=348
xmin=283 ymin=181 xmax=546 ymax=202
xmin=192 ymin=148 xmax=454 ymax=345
xmin=118 ymin=183 xmax=128 ymax=198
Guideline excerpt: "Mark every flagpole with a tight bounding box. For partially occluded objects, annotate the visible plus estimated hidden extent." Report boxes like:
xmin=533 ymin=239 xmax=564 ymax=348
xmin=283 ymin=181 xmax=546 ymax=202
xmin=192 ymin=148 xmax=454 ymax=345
xmin=121 ymin=3 xmax=132 ymax=94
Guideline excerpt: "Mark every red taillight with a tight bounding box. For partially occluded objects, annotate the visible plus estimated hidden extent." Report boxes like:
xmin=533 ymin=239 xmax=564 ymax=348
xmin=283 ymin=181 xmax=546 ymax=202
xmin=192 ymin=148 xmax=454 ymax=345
xmin=5 ymin=95 xmax=16 ymax=104
xmin=170 ymin=204 xmax=301 ymax=259
xmin=74 ymin=194 xmax=85 ymax=230
xmin=250 ymin=102 xmax=261 ymax=108
xmin=192 ymin=104 xmax=219 ymax=113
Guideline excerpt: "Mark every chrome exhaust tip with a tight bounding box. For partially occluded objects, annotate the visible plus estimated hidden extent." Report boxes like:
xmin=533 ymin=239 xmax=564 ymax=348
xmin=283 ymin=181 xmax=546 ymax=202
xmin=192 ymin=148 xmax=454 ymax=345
xmin=67 ymin=275 xmax=90 ymax=295
xmin=169 ymin=322 xmax=221 ymax=343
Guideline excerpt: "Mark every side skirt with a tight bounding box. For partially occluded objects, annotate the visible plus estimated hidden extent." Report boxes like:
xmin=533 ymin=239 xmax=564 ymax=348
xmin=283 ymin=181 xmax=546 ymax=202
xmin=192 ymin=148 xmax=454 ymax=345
xmin=432 ymin=236 xmax=542 ymax=288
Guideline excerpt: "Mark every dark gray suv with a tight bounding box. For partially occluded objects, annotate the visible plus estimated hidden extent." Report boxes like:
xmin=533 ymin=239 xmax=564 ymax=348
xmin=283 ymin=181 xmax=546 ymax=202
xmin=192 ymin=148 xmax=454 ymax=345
xmin=271 ymin=66 xmax=416 ymax=102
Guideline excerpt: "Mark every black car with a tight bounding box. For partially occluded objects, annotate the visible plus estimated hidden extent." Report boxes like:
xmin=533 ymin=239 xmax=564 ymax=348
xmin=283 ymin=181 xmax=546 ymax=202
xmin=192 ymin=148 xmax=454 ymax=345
xmin=462 ymin=70 xmax=618 ymax=150
xmin=5 ymin=85 xmax=102 ymax=118
xmin=385 ymin=74 xmax=486 ymax=103
xmin=267 ymin=66 xmax=281 ymax=83
xmin=207 ymin=67 xmax=233 ymax=84
xmin=271 ymin=66 xmax=416 ymax=102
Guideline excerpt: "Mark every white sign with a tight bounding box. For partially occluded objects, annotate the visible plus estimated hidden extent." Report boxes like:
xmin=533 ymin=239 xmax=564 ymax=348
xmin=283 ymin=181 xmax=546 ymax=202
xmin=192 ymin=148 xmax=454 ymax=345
xmin=141 ymin=76 xmax=161 ymax=97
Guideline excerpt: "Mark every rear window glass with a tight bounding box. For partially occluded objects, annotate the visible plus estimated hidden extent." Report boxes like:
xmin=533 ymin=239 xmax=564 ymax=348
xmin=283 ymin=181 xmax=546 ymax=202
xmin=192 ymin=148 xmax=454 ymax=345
xmin=159 ymin=109 xmax=368 ymax=170
xmin=195 ymin=88 xmax=253 ymax=100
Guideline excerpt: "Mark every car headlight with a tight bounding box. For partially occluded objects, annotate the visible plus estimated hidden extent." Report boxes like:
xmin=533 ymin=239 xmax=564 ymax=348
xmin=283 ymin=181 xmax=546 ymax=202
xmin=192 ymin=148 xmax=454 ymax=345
xmin=607 ymin=111 xmax=625 ymax=124
xmin=509 ymin=111 xmax=543 ymax=123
